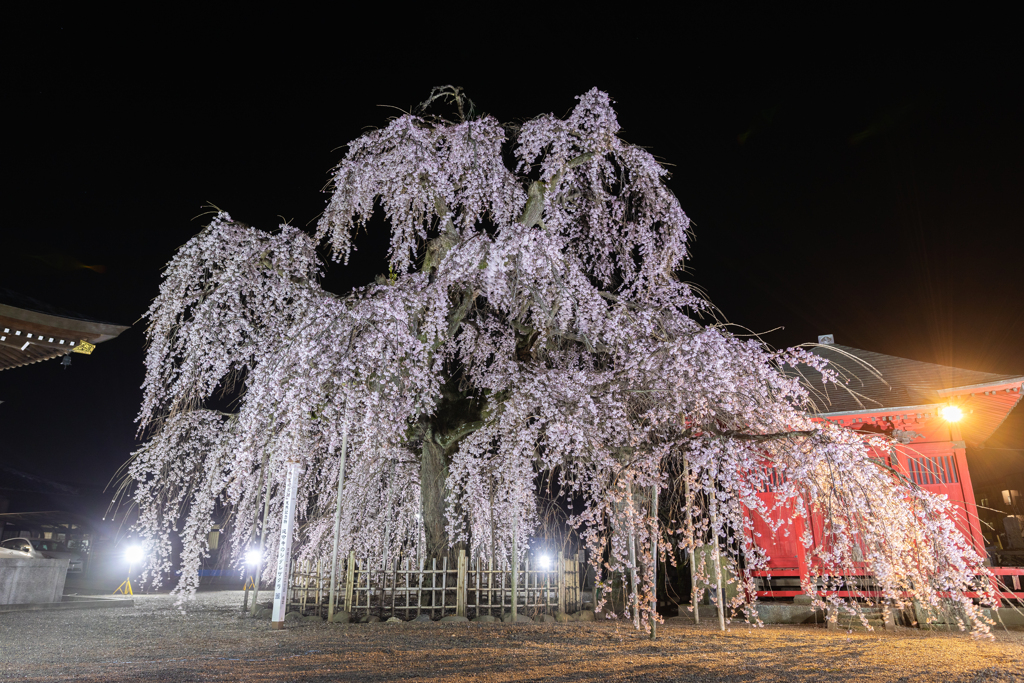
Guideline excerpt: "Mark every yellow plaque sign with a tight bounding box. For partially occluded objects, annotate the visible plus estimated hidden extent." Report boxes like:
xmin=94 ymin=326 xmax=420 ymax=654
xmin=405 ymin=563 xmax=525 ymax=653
xmin=71 ymin=339 xmax=96 ymax=355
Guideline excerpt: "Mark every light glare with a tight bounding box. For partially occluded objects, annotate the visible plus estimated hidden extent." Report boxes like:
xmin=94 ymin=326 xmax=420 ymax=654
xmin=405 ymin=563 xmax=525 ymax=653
xmin=245 ymin=549 xmax=262 ymax=566
xmin=941 ymin=405 xmax=963 ymax=422
xmin=125 ymin=545 xmax=145 ymax=564
xmin=539 ymin=554 xmax=551 ymax=569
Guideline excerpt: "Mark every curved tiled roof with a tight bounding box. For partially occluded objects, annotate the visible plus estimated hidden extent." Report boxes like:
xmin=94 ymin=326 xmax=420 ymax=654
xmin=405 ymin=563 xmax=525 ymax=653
xmin=0 ymin=290 xmax=128 ymax=371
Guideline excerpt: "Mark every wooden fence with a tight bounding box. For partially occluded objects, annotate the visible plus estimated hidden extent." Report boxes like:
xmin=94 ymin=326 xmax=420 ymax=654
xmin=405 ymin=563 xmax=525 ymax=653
xmin=284 ymin=549 xmax=584 ymax=620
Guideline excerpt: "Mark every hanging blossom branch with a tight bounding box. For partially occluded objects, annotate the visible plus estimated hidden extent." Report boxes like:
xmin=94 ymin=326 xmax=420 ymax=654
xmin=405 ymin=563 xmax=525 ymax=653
xmin=120 ymin=88 xmax=996 ymax=636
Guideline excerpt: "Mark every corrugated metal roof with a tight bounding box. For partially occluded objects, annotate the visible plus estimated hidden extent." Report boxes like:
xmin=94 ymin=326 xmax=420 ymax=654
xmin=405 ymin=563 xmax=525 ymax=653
xmin=792 ymin=344 xmax=1024 ymax=446
xmin=0 ymin=464 xmax=80 ymax=497
xmin=796 ymin=343 xmax=1023 ymax=413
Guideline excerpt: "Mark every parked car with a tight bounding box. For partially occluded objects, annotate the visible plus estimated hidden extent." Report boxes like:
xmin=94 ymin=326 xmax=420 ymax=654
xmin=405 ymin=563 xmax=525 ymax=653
xmin=0 ymin=537 xmax=45 ymax=559
xmin=0 ymin=538 xmax=83 ymax=573
xmin=29 ymin=539 xmax=85 ymax=573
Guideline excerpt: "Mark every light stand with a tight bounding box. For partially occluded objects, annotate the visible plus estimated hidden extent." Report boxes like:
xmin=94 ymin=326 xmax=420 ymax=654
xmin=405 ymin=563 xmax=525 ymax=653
xmin=242 ymin=550 xmax=260 ymax=613
xmin=113 ymin=565 xmax=134 ymax=595
xmin=114 ymin=545 xmax=144 ymax=595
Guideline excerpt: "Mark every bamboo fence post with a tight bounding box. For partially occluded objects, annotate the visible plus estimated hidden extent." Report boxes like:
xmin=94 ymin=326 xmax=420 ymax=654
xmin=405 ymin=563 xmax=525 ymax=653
xmin=579 ymin=548 xmax=585 ymax=611
xmin=525 ymin=556 xmax=530 ymax=616
xmin=558 ymin=551 xmax=565 ymax=613
xmin=299 ymin=560 xmax=307 ymax=615
xmin=570 ymin=555 xmax=576 ymax=612
xmin=344 ymin=551 xmax=355 ymax=613
xmin=305 ymin=560 xmax=311 ymax=614
xmin=390 ymin=557 xmax=397 ymax=618
xmin=545 ymin=556 xmax=552 ymax=614
xmin=401 ymin=558 xmax=408 ymax=618
xmin=441 ymin=556 xmax=449 ymax=618
xmin=456 ymin=548 xmax=466 ymax=617
xmin=475 ymin=556 xmax=481 ymax=617
xmin=408 ymin=557 xmax=415 ymax=618
xmin=488 ymin=557 xmax=494 ymax=616
xmin=378 ymin=560 xmax=385 ymax=619
xmin=575 ymin=556 xmax=581 ymax=611
xmin=568 ymin=557 xmax=573 ymax=612
xmin=569 ymin=557 xmax=575 ymax=612
xmin=431 ymin=558 xmax=437 ymax=619
xmin=417 ymin=556 xmax=424 ymax=617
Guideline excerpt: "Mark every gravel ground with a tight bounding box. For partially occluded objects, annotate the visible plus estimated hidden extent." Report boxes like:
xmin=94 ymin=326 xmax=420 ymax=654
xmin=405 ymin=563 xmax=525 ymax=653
xmin=2 ymin=591 xmax=1024 ymax=682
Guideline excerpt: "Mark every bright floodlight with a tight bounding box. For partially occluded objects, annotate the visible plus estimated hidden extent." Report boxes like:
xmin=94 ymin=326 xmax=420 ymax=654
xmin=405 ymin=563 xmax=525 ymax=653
xmin=245 ymin=549 xmax=262 ymax=566
xmin=125 ymin=545 xmax=145 ymax=564
xmin=941 ymin=405 xmax=963 ymax=422
xmin=539 ymin=555 xmax=551 ymax=569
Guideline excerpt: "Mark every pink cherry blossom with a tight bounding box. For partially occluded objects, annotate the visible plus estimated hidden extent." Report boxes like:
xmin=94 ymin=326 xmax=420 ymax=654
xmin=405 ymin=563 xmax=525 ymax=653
xmin=123 ymin=89 xmax=996 ymax=635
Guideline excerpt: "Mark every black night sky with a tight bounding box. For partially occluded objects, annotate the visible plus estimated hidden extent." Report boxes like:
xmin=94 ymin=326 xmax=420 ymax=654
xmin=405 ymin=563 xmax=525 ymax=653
xmin=2 ymin=12 xmax=1021 ymax=527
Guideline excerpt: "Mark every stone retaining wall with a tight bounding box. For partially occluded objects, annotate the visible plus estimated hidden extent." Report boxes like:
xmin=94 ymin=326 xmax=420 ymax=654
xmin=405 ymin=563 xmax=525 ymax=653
xmin=0 ymin=557 xmax=69 ymax=605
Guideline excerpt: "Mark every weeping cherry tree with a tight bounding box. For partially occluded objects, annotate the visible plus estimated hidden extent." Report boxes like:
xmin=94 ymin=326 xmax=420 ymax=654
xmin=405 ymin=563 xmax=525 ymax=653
xmin=122 ymin=87 xmax=996 ymax=634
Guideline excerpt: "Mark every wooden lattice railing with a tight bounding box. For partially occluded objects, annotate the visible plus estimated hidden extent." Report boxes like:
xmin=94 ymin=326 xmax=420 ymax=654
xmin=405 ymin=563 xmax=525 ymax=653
xmin=284 ymin=549 xmax=584 ymax=619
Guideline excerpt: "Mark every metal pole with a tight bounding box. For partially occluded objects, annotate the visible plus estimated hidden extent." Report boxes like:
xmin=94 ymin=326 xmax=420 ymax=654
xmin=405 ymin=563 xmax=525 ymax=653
xmin=683 ymin=457 xmax=698 ymax=625
xmin=243 ymin=452 xmax=270 ymax=614
xmin=379 ymin=460 xmax=397 ymax=620
xmin=628 ymin=486 xmax=639 ymax=629
xmin=709 ymin=485 xmax=725 ymax=632
xmin=511 ymin=520 xmax=518 ymax=621
xmin=327 ymin=401 xmax=351 ymax=623
xmin=250 ymin=463 xmax=275 ymax=617
xmin=381 ymin=460 xmax=397 ymax=573
xmin=650 ymin=483 xmax=658 ymax=640
xmin=271 ymin=460 xmax=303 ymax=630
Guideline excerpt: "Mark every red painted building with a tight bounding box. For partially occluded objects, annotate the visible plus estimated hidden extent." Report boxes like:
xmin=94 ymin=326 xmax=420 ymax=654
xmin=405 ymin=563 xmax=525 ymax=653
xmin=751 ymin=341 xmax=1024 ymax=600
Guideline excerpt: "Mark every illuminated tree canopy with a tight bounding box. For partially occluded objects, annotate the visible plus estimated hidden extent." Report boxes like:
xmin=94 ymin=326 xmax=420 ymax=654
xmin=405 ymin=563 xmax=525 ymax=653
xmin=124 ymin=87 xmax=995 ymax=634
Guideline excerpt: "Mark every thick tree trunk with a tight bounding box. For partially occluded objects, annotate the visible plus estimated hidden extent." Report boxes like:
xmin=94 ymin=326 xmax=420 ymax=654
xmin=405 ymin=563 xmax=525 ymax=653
xmin=420 ymin=429 xmax=451 ymax=560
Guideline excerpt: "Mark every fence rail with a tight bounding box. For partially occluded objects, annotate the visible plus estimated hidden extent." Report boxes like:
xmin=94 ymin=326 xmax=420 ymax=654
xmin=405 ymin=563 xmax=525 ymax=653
xmin=282 ymin=549 xmax=583 ymax=620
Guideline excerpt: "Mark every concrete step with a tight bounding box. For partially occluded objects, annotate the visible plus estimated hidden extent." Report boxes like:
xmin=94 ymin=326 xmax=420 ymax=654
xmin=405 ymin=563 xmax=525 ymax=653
xmin=831 ymin=618 xmax=886 ymax=631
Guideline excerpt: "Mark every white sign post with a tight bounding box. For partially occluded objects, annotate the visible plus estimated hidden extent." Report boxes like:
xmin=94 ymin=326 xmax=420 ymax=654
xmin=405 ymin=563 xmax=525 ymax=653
xmin=271 ymin=460 xmax=302 ymax=630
